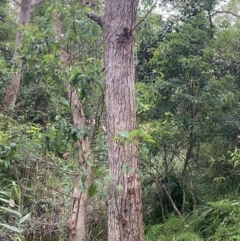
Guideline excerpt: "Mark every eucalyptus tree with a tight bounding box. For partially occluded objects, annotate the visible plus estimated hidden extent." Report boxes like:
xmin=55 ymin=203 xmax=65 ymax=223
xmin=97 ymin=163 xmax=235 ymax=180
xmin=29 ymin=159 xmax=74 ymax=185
xmin=53 ymin=8 xmax=102 ymax=241
xmin=87 ymin=0 xmax=144 ymax=240
xmin=50 ymin=0 xmax=145 ymax=239
xmin=5 ymin=0 xmax=45 ymax=107
xmin=0 ymin=0 xmax=15 ymax=102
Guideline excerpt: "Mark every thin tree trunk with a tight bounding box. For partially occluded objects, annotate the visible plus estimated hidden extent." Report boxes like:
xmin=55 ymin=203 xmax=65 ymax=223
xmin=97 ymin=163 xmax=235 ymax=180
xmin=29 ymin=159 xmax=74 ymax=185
xmin=5 ymin=0 xmax=31 ymax=107
xmin=162 ymin=183 xmax=182 ymax=219
xmin=182 ymin=126 xmax=194 ymax=214
xmin=66 ymin=86 xmax=93 ymax=241
xmin=155 ymin=181 xmax=166 ymax=222
xmin=54 ymin=13 xmax=93 ymax=241
xmin=104 ymin=1 xmax=144 ymax=240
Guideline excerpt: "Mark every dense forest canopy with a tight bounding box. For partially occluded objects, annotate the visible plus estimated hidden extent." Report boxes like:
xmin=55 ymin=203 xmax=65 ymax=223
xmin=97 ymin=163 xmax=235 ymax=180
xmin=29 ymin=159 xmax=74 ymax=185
xmin=1 ymin=0 xmax=240 ymax=240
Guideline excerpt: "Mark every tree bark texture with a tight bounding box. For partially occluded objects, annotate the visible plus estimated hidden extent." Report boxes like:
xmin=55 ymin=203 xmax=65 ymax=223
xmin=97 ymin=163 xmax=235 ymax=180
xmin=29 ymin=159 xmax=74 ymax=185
xmin=5 ymin=0 xmax=31 ymax=107
xmin=54 ymin=13 xmax=93 ymax=241
xmin=66 ymin=86 xmax=93 ymax=241
xmin=103 ymin=0 xmax=144 ymax=240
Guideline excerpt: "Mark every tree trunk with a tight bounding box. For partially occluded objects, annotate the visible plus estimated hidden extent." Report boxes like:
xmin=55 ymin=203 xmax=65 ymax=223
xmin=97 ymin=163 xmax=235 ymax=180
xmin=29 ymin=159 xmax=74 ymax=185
xmin=54 ymin=13 xmax=93 ymax=241
xmin=5 ymin=0 xmax=31 ymax=107
xmin=182 ymin=126 xmax=194 ymax=214
xmin=103 ymin=1 xmax=144 ymax=240
xmin=66 ymin=86 xmax=93 ymax=241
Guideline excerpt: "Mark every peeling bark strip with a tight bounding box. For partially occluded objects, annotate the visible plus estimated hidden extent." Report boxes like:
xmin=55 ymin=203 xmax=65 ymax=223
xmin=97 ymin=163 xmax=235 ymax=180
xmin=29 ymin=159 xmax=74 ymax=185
xmin=54 ymin=13 xmax=93 ymax=241
xmin=5 ymin=0 xmax=31 ymax=107
xmin=90 ymin=0 xmax=144 ymax=240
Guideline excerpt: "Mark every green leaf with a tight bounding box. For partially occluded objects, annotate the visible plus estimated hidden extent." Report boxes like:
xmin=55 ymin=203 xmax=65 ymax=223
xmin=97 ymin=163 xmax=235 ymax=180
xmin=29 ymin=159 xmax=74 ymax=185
xmin=116 ymin=184 xmax=124 ymax=194
xmin=10 ymin=143 xmax=16 ymax=151
xmin=0 ymin=197 xmax=11 ymax=204
xmin=70 ymin=73 xmax=81 ymax=87
xmin=130 ymin=167 xmax=136 ymax=174
xmin=12 ymin=182 xmax=19 ymax=198
xmin=122 ymin=163 xmax=129 ymax=174
xmin=78 ymin=183 xmax=86 ymax=191
xmin=81 ymin=174 xmax=87 ymax=184
xmin=19 ymin=212 xmax=31 ymax=224
xmin=0 ymin=223 xmax=23 ymax=233
xmin=0 ymin=207 xmax=21 ymax=216
xmin=42 ymin=54 xmax=54 ymax=64
xmin=88 ymin=181 xmax=97 ymax=198
xmin=146 ymin=138 xmax=156 ymax=144
xmin=128 ymin=129 xmax=139 ymax=138
xmin=118 ymin=131 xmax=129 ymax=138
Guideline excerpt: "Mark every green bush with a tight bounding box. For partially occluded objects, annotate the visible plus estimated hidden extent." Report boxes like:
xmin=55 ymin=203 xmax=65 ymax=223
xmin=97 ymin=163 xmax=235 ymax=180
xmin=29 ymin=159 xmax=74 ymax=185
xmin=192 ymin=199 xmax=240 ymax=240
xmin=145 ymin=215 xmax=202 ymax=241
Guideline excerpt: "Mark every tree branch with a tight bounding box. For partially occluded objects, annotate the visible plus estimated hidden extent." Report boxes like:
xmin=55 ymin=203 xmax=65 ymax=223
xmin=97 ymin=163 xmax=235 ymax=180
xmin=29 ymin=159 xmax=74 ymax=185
xmin=213 ymin=10 xmax=240 ymax=18
xmin=39 ymin=179 xmax=74 ymax=198
xmin=169 ymin=0 xmax=184 ymax=11
xmin=131 ymin=0 xmax=157 ymax=33
xmin=31 ymin=0 xmax=45 ymax=8
xmin=85 ymin=12 xmax=103 ymax=28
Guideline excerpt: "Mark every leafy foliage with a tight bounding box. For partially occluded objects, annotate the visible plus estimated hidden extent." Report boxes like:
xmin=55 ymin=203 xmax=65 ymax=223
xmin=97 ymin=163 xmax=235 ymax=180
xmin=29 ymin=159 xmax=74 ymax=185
xmin=145 ymin=215 xmax=202 ymax=241
xmin=1 ymin=0 xmax=240 ymax=240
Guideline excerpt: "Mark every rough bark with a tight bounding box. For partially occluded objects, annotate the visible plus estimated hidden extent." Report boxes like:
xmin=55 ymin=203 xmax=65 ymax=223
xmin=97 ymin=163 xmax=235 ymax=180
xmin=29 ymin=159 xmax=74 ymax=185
xmin=103 ymin=0 xmax=144 ymax=240
xmin=54 ymin=13 xmax=93 ymax=241
xmin=66 ymin=86 xmax=93 ymax=241
xmin=5 ymin=0 xmax=31 ymax=107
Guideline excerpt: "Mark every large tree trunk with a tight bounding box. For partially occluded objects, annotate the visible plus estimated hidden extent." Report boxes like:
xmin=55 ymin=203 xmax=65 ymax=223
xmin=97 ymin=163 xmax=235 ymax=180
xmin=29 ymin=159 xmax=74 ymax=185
xmin=5 ymin=0 xmax=31 ymax=107
xmin=103 ymin=1 xmax=144 ymax=240
xmin=54 ymin=13 xmax=93 ymax=241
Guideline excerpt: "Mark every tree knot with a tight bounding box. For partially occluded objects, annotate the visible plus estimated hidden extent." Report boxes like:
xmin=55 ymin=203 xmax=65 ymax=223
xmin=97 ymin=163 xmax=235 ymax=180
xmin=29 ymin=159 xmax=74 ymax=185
xmin=117 ymin=27 xmax=131 ymax=44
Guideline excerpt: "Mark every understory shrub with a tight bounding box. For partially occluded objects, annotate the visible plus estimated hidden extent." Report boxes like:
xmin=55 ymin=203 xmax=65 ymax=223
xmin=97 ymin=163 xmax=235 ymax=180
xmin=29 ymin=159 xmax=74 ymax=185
xmin=192 ymin=199 xmax=240 ymax=240
xmin=145 ymin=215 xmax=202 ymax=241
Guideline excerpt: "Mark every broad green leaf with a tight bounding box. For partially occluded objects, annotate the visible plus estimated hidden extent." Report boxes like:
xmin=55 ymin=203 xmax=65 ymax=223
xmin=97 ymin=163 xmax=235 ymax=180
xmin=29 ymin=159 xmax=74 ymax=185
xmin=146 ymin=138 xmax=156 ymax=144
xmin=118 ymin=131 xmax=129 ymax=138
xmin=81 ymin=174 xmax=87 ymax=184
xmin=128 ymin=130 xmax=139 ymax=138
xmin=88 ymin=181 xmax=97 ymax=198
